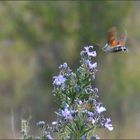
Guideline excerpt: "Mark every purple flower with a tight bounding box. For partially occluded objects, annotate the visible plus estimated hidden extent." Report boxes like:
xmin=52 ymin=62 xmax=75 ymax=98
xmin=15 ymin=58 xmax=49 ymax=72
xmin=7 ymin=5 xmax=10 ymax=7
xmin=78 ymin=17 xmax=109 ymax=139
xmin=87 ymin=111 xmax=94 ymax=117
xmin=87 ymin=111 xmax=95 ymax=124
xmin=53 ymin=75 xmax=66 ymax=86
xmin=93 ymin=88 xmax=98 ymax=93
xmin=85 ymin=60 xmax=97 ymax=70
xmin=61 ymin=108 xmax=73 ymax=120
xmin=84 ymin=46 xmax=97 ymax=57
xmin=96 ymin=105 xmax=106 ymax=114
xmin=59 ymin=62 xmax=68 ymax=69
xmin=59 ymin=63 xmax=72 ymax=77
xmin=86 ymin=88 xmax=98 ymax=97
xmin=37 ymin=121 xmax=45 ymax=128
xmin=104 ymin=118 xmax=113 ymax=131
xmin=45 ymin=132 xmax=53 ymax=140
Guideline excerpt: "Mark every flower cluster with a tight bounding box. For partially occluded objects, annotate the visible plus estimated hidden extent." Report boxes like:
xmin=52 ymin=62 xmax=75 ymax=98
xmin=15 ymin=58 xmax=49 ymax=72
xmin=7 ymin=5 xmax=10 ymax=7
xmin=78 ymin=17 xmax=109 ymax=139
xmin=20 ymin=119 xmax=32 ymax=140
xmin=21 ymin=119 xmax=52 ymax=140
xmin=20 ymin=45 xmax=113 ymax=140
xmin=36 ymin=121 xmax=52 ymax=140
xmin=51 ymin=46 xmax=113 ymax=139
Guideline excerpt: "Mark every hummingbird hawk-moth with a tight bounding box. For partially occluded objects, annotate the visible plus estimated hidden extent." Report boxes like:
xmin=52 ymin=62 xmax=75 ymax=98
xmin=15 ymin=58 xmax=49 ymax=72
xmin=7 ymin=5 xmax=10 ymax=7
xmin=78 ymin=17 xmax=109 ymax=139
xmin=102 ymin=27 xmax=128 ymax=53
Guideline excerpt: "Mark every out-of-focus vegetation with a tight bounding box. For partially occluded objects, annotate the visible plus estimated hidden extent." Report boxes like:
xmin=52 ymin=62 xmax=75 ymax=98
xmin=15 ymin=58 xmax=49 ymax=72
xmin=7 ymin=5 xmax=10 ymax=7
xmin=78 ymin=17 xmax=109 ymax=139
xmin=0 ymin=1 xmax=140 ymax=139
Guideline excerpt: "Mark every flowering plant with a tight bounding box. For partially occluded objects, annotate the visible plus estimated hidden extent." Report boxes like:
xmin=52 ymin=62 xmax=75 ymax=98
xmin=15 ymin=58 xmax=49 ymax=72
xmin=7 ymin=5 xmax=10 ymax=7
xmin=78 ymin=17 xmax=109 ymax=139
xmin=21 ymin=46 xmax=113 ymax=140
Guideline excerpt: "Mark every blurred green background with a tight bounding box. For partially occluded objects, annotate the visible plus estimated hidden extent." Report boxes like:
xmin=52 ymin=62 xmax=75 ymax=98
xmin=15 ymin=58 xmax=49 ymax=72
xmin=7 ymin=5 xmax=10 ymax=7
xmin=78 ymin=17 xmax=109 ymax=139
xmin=0 ymin=1 xmax=140 ymax=139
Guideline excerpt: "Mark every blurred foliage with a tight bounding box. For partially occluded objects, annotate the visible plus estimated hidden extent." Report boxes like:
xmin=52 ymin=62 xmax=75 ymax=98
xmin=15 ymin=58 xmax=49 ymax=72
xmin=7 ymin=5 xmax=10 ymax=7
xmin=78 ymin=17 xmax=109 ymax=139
xmin=0 ymin=1 xmax=140 ymax=139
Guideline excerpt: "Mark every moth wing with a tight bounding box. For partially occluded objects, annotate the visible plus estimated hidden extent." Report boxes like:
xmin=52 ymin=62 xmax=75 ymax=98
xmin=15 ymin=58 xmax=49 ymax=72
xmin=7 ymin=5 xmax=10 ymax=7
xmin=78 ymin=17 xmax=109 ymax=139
xmin=118 ymin=29 xmax=127 ymax=46
xmin=107 ymin=27 xmax=118 ymax=47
